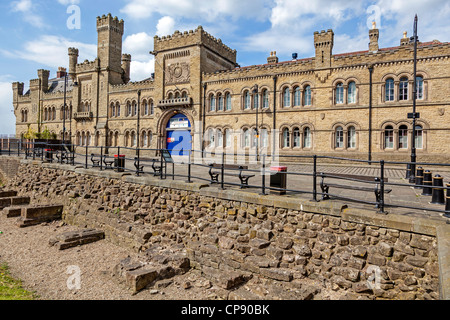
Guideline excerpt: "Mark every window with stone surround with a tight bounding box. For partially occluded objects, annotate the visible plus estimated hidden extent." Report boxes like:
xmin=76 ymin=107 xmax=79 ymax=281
xmin=347 ymin=82 xmax=356 ymax=104
xmin=335 ymin=126 xmax=344 ymax=148
xmin=304 ymin=86 xmax=312 ymax=106
xmin=303 ymin=127 xmax=312 ymax=148
xmin=262 ymin=89 xmax=269 ymax=109
xmin=399 ymin=77 xmax=408 ymax=101
xmin=398 ymin=125 xmax=408 ymax=149
xmin=243 ymin=91 xmax=251 ymax=110
xmin=335 ymin=83 xmax=344 ymax=105
xmin=283 ymin=87 xmax=290 ymax=107
xmin=294 ymin=87 xmax=301 ymax=106
xmin=385 ymin=79 xmax=395 ymax=102
xmin=225 ymin=92 xmax=232 ymax=111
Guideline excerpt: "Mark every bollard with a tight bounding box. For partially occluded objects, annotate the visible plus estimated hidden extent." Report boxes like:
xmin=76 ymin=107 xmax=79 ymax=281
xmin=431 ymin=175 xmax=445 ymax=205
xmin=445 ymin=184 xmax=450 ymax=219
xmin=415 ymin=167 xmax=424 ymax=190
xmin=422 ymin=170 xmax=433 ymax=196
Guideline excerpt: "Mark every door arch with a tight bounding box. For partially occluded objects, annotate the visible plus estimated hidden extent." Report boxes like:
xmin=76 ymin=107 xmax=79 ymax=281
xmin=165 ymin=113 xmax=192 ymax=156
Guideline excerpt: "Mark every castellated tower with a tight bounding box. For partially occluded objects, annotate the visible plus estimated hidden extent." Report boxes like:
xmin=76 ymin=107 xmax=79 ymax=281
xmin=68 ymin=47 xmax=79 ymax=81
xmin=96 ymin=14 xmax=124 ymax=84
xmin=314 ymin=29 xmax=334 ymax=69
xmin=121 ymin=53 xmax=131 ymax=84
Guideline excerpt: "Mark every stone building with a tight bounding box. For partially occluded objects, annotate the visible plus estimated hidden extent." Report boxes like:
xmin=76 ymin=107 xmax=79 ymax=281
xmin=12 ymin=14 xmax=450 ymax=162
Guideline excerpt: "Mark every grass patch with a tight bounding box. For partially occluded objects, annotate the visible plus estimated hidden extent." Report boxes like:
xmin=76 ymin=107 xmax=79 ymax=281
xmin=0 ymin=263 xmax=37 ymax=300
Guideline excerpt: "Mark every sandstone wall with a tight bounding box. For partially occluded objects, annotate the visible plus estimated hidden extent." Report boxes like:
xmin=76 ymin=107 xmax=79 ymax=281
xmin=4 ymin=159 xmax=447 ymax=300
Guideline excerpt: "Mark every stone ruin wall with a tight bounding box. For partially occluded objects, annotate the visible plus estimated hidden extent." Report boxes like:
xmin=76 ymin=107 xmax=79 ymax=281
xmin=3 ymin=159 xmax=442 ymax=300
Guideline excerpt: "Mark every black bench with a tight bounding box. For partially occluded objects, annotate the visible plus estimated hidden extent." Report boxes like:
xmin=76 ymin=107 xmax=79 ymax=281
xmin=103 ymin=155 xmax=114 ymax=170
xmin=209 ymin=163 xmax=255 ymax=189
xmin=319 ymin=172 xmax=392 ymax=207
xmin=56 ymin=152 xmax=75 ymax=165
xmin=134 ymin=157 xmax=162 ymax=176
xmin=91 ymin=154 xmax=101 ymax=168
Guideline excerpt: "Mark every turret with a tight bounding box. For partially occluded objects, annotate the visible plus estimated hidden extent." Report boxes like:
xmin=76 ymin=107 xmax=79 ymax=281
xmin=68 ymin=47 xmax=79 ymax=80
xmin=96 ymin=14 xmax=124 ymax=72
xmin=37 ymin=69 xmax=50 ymax=92
xmin=314 ymin=29 xmax=334 ymax=69
xmin=121 ymin=53 xmax=131 ymax=84
xmin=12 ymin=82 xmax=24 ymax=103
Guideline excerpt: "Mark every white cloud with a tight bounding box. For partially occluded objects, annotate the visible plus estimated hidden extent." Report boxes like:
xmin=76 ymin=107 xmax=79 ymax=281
xmin=156 ymin=16 xmax=176 ymax=37
xmin=121 ymin=0 xmax=271 ymax=22
xmin=123 ymin=32 xmax=155 ymax=81
xmin=130 ymin=59 xmax=155 ymax=82
xmin=0 ymin=79 xmax=15 ymax=135
xmin=57 ymin=0 xmax=80 ymax=5
xmin=10 ymin=0 xmax=46 ymax=28
xmin=2 ymin=35 xmax=96 ymax=71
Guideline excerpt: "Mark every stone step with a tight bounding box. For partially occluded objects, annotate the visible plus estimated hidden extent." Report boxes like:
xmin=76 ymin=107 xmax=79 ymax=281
xmin=2 ymin=205 xmax=28 ymax=218
xmin=201 ymin=265 xmax=253 ymax=290
xmin=49 ymin=229 xmax=105 ymax=250
xmin=16 ymin=204 xmax=64 ymax=228
xmin=113 ymin=250 xmax=191 ymax=294
xmin=0 ymin=191 xmax=18 ymax=198
xmin=0 ymin=196 xmax=30 ymax=210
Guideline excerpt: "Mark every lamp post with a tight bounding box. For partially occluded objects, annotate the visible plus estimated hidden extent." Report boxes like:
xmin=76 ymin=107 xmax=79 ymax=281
xmin=368 ymin=64 xmax=374 ymax=164
xmin=137 ymin=90 xmax=141 ymax=171
xmin=253 ymin=84 xmax=259 ymax=162
xmin=409 ymin=15 xmax=419 ymax=184
xmin=62 ymin=72 xmax=67 ymax=164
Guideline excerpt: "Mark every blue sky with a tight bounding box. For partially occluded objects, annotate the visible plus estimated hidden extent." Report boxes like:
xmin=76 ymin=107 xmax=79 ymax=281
xmin=0 ymin=0 xmax=449 ymax=134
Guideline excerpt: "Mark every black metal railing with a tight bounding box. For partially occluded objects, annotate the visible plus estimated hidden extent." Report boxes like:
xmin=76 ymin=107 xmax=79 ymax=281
xmin=1 ymin=139 xmax=449 ymax=220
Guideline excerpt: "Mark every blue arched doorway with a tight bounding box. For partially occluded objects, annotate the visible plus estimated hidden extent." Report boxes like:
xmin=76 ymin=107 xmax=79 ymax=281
xmin=166 ymin=113 xmax=192 ymax=157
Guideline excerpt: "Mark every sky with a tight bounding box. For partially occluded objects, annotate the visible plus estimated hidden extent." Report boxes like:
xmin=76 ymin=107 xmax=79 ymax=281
xmin=0 ymin=0 xmax=449 ymax=134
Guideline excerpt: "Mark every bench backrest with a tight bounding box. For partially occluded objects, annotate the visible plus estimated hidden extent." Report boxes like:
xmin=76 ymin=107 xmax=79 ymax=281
xmin=320 ymin=172 xmax=389 ymax=183
xmin=210 ymin=163 xmax=248 ymax=170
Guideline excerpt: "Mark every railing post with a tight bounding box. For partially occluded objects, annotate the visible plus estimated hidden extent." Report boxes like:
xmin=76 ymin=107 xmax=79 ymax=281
xmin=187 ymin=150 xmax=192 ymax=184
xmin=100 ymin=146 xmax=103 ymax=171
xmin=379 ymin=160 xmax=386 ymax=214
xmin=221 ymin=152 xmax=225 ymax=190
xmin=313 ymin=155 xmax=318 ymax=202
xmin=85 ymin=145 xmax=88 ymax=169
xmin=261 ymin=154 xmax=266 ymax=195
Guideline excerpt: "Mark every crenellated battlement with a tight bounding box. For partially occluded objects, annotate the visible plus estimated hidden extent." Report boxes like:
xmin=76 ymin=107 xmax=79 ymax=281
xmin=154 ymin=26 xmax=237 ymax=63
xmin=96 ymin=13 xmax=124 ymax=35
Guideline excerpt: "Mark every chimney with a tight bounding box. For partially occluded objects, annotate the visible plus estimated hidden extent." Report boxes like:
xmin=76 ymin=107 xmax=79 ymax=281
xmin=267 ymin=51 xmax=279 ymax=64
xmin=400 ymin=31 xmax=410 ymax=46
xmin=369 ymin=21 xmax=379 ymax=52
xmin=57 ymin=67 xmax=67 ymax=78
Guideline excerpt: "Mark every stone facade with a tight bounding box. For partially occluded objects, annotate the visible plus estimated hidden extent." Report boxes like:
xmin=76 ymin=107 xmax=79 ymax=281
xmin=12 ymin=14 xmax=450 ymax=162
xmin=3 ymin=158 xmax=446 ymax=300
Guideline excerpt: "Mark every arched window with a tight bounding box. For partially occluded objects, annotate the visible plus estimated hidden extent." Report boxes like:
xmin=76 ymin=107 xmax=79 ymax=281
xmin=210 ymin=94 xmax=216 ymax=112
xmin=294 ymin=87 xmax=301 ymax=106
xmin=283 ymin=87 xmax=290 ymax=107
xmin=293 ymin=127 xmax=300 ymax=147
xmin=141 ymin=131 xmax=147 ymax=147
xmin=111 ymin=103 xmax=115 ymax=117
xmin=415 ymin=125 xmax=423 ymax=149
xmin=282 ymin=128 xmax=290 ymax=148
xmin=398 ymin=125 xmax=408 ymax=149
xmin=335 ymin=83 xmax=344 ymax=104
xmin=127 ymin=102 xmax=132 ymax=117
xmin=399 ymin=77 xmax=408 ymax=101
xmin=253 ymin=92 xmax=259 ymax=110
xmin=218 ymin=94 xmax=224 ymax=111
xmin=114 ymin=132 xmax=119 ymax=147
xmin=347 ymin=126 xmax=356 ymax=149
xmin=225 ymin=93 xmax=232 ymax=111
xmin=116 ymin=102 xmax=121 ymax=117
xmin=335 ymin=126 xmax=344 ymax=148
xmin=385 ymin=126 xmax=394 ymax=149
xmin=252 ymin=128 xmax=258 ymax=148
xmin=143 ymin=100 xmax=148 ymax=116
xmin=217 ymin=129 xmax=223 ymax=148
xmin=416 ymin=76 xmax=424 ymax=100
xmin=131 ymin=131 xmax=137 ymax=147
xmin=133 ymin=101 xmax=138 ymax=116
xmin=260 ymin=128 xmax=268 ymax=148
xmin=348 ymin=82 xmax=356 ymax=104
xmin=208 ymin=129 xmax=215 ymax=148
xmin=303 ymin=127 xmax=312 ymax=148
xmin=224 ymin=129 xmax=232 ymax=148
xmin=243 ymin=129 xmax=250 ymax=147
xmin=124 ymin=132 xmax=130 ymax=147
xmin=182 ymin=91 xmax=188 ymax=98
xmin=150 ymin=101 xmax=154 ymax=115
xmin=385 ymin=79 xmax=395 ymax=101
xmin=168 ymin=93 xmax=174 ymax=100
xmin=244 ymin=91 xmax=251 ymax=110
xmin=304 ymin=86 xmax=312 ymax=106
xmin=262 ymin=89 xmax=269 ymax=109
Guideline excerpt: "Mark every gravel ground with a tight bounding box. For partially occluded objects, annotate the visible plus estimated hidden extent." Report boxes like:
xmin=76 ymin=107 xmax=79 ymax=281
xmin=0 ymin=214 xmax=230 ymax=301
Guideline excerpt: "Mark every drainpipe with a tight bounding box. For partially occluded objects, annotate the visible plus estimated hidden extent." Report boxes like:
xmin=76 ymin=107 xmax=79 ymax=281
xmin=368 ymin=64 xmax=374 ymax=164
xmin=272 ymin=75 xmax=278 ymax=157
